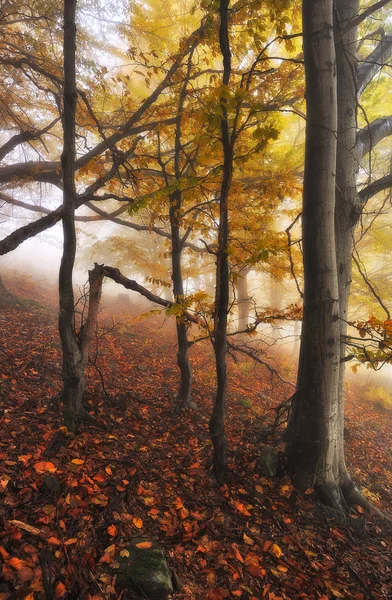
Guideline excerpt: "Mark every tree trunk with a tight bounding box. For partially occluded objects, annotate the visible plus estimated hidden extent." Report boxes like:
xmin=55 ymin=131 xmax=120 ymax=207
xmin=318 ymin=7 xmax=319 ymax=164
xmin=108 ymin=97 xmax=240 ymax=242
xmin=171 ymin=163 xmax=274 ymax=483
xmin=334 ymin=0 xmax=361 ymax=502
xmin=169 ymin=51 xmax=194 ymax=410
xmin=286 ymin=0 xmax=342 ymax=504
xmin=235 ymin=265 xmax=251 ymax=332
xmin=209 ymin=0 xmax=232 ymax=480
xmin=58 ymin=0 xmax=82 ymax=431
xmin=0 ymin=272 xmax=18 ymax=306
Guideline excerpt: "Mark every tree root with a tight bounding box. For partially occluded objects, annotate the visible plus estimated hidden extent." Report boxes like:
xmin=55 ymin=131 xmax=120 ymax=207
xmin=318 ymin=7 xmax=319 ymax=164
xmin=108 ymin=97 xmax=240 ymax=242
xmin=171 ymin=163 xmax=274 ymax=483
xmin=315 ymin=481 xmax=392 ymax=524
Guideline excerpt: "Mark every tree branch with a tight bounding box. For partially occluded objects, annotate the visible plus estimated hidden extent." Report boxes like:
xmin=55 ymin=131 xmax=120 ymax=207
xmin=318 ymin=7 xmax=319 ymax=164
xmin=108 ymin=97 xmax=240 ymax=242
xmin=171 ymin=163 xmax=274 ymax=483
xmin=357 ymin=32 xmax=392 ymax=97
xmin=359 ymin=171 xmax=392 ymax=204
xmin=356 ymin=115 xmax=392 ymax=158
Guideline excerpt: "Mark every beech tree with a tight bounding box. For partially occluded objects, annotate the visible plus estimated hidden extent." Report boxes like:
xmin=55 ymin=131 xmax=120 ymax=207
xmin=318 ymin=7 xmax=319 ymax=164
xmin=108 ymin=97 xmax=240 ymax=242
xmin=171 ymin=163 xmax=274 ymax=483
xmin=287 ymin=0 xmax=392 ymax=514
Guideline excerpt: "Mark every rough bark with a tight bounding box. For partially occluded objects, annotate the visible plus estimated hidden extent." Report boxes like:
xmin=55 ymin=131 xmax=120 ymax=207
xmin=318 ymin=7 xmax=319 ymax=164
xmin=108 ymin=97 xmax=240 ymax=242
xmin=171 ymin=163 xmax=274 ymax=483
xmin=286 ymin=0 xmax=341 ymax=500
xmin=58 ymin=0 xmax=83 ymax=432
xmin=209 ymin=0 xmax=232 ymax=480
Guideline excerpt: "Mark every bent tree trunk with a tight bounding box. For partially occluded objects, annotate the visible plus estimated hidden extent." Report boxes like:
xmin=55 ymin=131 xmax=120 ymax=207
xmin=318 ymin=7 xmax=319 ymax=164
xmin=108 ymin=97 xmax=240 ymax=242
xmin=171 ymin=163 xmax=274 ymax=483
xmin=286 ymin=0 xmax=342 ymax=506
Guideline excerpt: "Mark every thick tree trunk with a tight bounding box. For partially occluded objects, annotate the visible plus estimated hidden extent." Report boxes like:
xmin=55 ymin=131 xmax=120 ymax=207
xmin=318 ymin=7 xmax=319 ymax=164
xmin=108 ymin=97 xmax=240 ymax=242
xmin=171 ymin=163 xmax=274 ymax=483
xmin=209 ymin=0 xmax=232 ymax=480
xmin=58 ymin=0 xmax=82 ymax=431
xmin=286 ymin=0 xmax=341 ymax=502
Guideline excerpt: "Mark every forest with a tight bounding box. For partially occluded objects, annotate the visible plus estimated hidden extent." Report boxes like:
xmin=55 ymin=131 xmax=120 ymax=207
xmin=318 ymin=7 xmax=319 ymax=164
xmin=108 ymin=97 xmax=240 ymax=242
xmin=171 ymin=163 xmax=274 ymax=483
xmin=0 ymin=0 xmax=391 ymax=598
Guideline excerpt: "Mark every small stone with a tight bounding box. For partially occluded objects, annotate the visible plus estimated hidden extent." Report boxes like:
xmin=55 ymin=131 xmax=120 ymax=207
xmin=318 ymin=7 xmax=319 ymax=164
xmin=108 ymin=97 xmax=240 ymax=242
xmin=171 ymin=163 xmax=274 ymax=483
xmin=259 ymin=446 xmax=280 ymax=477
xmin=186 ymin=401 xmax=198 ymax=410
xmin=115 ymin=538 xmax=173 ymax=599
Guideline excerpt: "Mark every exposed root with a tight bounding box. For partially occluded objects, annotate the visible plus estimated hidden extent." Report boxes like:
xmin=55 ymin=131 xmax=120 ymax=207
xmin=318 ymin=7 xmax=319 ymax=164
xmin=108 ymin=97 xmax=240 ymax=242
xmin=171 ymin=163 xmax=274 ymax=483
xmin=341 ymin=481 xmax=392 ymax=523
xmin=314 ymin=481 xmax=391 ymax=524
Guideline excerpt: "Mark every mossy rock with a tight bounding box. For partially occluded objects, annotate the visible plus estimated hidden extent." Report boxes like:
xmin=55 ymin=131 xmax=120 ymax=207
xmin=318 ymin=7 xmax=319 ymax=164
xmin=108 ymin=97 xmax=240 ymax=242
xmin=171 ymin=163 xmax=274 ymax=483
xmin=115 ymin=539 xmax=173 ymax=600
xmin=259 ymin=445 xmax=280 ymax=477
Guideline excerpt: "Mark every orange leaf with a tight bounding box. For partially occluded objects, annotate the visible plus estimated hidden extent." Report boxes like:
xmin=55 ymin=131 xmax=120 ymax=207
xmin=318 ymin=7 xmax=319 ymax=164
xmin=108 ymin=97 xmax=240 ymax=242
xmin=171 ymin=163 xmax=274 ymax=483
xmin=18 ymin=454 xmax=32 ymax=464
xmin=64 ymin=538 xmax=78 ymax=545
xmin=47 ymin=537 xmax=61 ymax=545
xmin=243 ymin=534 xmax=254 ymax=546
xmin=270 ymin=543 xmax=283 ymax=558
xmin=34 ymin=461 xmax=56 ymax=473
xmin=107 ymin=525 xmax=117 ymax=537
xmin=0 ymin=546 xmax=10 ymax=559
xmin=173 ymin=497 xmax=184 ymax=510
xmin=135 ymin=541 xmax=152 ymax=549
xmin=71 ymin=458 xmax=85 ymax=465
xmin=231 ymin=544 xmax=244 ymax=563
xmin=132 ymin=517 xmax=143 ymax=529
xmin=232 ymin=592 xmax=243 ymax=598
xmin=8 ymin=557 xmax=24 ymax=571
xmin=55 ymin=582 xmax=67 ymax=598
xmin=233 ymin=502 xmax=251 ymax=517
xmin=105 ymin=466 xmax=112 ymax=475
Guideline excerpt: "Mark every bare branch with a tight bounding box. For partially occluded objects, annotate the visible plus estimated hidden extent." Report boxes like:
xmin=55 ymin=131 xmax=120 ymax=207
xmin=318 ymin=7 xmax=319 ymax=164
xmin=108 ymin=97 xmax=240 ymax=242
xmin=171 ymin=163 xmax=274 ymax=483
xmin=356 ymin=115 xmax=392 ymax=158
xmin=359 ymin=171 xmax=392 ymax=204
xmin=357 ymin=32 xmax=392 ymax=96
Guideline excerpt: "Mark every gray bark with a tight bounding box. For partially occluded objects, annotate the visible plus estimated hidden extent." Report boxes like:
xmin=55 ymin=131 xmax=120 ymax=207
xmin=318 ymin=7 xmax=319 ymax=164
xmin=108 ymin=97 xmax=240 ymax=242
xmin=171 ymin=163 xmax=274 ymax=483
xmin=287 ymin=0 xmax=341 ymax=497
xmin=357 ymin=32 xmax=392 ymax=97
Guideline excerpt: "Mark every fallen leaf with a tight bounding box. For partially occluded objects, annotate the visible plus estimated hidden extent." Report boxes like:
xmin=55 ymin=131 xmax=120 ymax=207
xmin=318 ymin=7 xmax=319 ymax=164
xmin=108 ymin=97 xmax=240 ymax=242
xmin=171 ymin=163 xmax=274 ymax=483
xmin=55 ymin=582 xmax=67 ymax=598
xmin=243 ymin=534 xmax=254 ymax=546
xmin=8 ymin=557 xmax=24 ymax=571
xmin=107 ymin=524 xmax=117 ymax=537
xmin=132 ymin=517 xmax=143 ymax=529
xmin=34 ymin=461 xmax=56 ymax=473
xmin=135 ymin=541 xmax=152 ymax=549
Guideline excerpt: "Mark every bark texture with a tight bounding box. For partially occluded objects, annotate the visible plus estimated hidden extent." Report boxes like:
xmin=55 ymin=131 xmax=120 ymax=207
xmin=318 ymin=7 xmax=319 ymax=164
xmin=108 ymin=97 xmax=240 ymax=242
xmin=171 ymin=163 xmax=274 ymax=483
xmin=287 ymin=0 xmax=341 ymax=500
xmin=209 ymin=0 xmax=232 ymax=480
xmin=58 ymin=0 xmax=81 ymax=431
xmin=170 ymin=53 xmax=193 ymax=410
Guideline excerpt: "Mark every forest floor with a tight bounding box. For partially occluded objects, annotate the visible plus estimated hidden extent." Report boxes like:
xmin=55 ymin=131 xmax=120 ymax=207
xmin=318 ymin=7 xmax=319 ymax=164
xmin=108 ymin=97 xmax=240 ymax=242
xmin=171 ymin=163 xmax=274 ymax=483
xmin=0 ymin=274 xmax=391 ymax=600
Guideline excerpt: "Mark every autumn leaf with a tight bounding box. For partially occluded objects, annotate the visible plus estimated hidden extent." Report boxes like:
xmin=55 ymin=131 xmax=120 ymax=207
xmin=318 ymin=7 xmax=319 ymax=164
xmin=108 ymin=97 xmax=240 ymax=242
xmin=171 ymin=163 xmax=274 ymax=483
xmin=47 ymin=537 xmax=61 ymax=545
xmin=8 ymin=557 xmax=24 ymax=571
xmin=71 ymin=458 xmax=85 ymax=465
xmin=135 ymin=541 xmax=152 ymax=549
xmin=132 ymin=517 xmax=143 ymax=529
xmin=107 ymin=524 xmax=117 ymax=537
xmin=34 ymin=461 xmax=56 ymax=473
xmin=243 ymin=533 xmax=254 ymax=546
xmin=232 ymin=501 xmax=251 ymax=516
xmin=270 ymin=543 xmax=283 ymax=558
xmin=55 ymin=582 xmax=67 ymax=598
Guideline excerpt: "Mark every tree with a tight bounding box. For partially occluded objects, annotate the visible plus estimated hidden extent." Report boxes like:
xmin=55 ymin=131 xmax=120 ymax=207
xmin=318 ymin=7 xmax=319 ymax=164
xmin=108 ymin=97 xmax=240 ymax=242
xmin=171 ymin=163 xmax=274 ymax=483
xmin=209 ymin=0 xmax=233 ymax=480
xmin=287 ymin=0 xmax=392 ymax=514
xmin=286 ymin=0 xmax=341 ymax=503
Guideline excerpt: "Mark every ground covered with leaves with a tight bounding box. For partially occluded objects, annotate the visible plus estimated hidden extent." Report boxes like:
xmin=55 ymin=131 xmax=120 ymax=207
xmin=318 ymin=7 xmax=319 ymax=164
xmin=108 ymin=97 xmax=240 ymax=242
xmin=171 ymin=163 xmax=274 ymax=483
xmin=0 ymin=276 xmax=391 ymax=600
